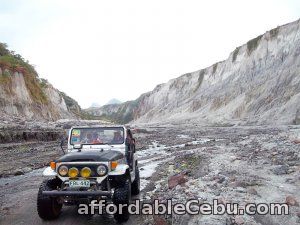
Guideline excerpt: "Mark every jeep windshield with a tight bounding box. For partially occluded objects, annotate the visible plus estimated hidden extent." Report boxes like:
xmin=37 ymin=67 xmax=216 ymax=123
xmin=70 ymin=127 xmax=125 ymax=145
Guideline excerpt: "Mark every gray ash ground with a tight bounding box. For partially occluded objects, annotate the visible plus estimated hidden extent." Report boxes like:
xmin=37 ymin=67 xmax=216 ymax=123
xmin=1 ymin=125 xmax=300 ymax=225
xmin=0 ymin=141 xmax=62 ymax=177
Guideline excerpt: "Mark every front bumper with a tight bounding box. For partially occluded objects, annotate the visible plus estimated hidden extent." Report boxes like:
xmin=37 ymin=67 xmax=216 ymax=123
xmin=42 ymin=190 xmax=113 ymax=198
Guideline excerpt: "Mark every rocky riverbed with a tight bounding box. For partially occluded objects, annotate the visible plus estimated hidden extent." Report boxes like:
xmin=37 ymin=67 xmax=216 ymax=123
xmin=0 ymin=124 xmax=300 ymax=225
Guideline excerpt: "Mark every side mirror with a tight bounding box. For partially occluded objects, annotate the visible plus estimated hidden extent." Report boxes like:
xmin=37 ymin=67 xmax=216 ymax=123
xmin=60 ymin=139 xmax=66 ymax=154
xmin=73 ymin=144 xmax=83 ymax=151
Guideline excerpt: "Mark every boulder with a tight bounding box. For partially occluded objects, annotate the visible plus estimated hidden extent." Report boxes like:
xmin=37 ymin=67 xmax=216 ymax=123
xmin=285 ymin=196 xmax=299 ymax=206
xmin=168 ymin=173 xmax=187 ymax=189
xmin=292 ymin=139 xmax=300 ymax=144
xmin=14 ymin=169 xmax=24 ymax=176
xmin=22 ymin=167 xmax=33 ymax=173
xmin=247 ymin=187 xmax=258 ymax=195
xmin=154 ymin=216 xmax=169 ymax=225
xmin=234 ymin=216 xmax=244 ymax=225
xmin=272 ymin=165 xmax=289 ymax=175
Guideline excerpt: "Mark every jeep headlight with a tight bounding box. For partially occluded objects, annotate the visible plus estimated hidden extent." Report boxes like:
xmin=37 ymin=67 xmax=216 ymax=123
xmin=68 ymin=167 xmax=79 ymax=178
xmin=80 ymin=167 xmax=91 ymax=178
xmin=58 ymin=165 xmax=68 ymax=176
xmin=96 ymin=165 xmax=108 ymax=176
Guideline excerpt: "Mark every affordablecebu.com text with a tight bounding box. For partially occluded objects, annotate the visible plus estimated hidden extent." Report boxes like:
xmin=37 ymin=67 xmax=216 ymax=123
xmin=78 ymin=199 xmax=289 ymax=216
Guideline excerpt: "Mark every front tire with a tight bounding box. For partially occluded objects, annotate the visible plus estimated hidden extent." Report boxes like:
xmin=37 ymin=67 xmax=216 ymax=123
xmin=37 ymin=178 xmax=62 ymax=220
xmin=131 ymin=166 xmax=140 ymax=195
xmin=113 ymin=176 xmax=131 ymax=223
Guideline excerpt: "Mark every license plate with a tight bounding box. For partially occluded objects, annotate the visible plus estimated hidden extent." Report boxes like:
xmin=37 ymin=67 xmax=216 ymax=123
xmin=69 ymin=180 xmax=90 ymax=188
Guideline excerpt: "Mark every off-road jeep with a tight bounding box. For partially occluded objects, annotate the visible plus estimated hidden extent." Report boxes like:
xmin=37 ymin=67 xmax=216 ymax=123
xmin=37 ymin=125 xmax=140 ymax=222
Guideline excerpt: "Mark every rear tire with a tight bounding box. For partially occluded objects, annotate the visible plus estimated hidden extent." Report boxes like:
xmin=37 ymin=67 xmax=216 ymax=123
xmin=37 ymin=178 xmax=62 ymax=220
xmin=113 ymin=176 xmax=131 ymax=223
xmin=131 ymin=166 xmax=140 ymax=195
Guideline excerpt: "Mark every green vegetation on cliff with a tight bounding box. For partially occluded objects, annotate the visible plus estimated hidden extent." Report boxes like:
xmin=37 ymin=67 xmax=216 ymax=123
xmin=0 ymin=42 xmax=85 ymax=120
xmin=232 ymin=47 xmax=240 ymax=62
xmin=246 ymin=35 xmax=263 ymax=55
xmin=0 ymin=43 xmax=48 ymax=104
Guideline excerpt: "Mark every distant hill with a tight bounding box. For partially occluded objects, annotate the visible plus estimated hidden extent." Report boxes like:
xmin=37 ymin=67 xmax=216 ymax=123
xmin=90 ymin=102 xmax=102 ymax=108
xmin=88 ymin=99 xmax=122 ymax=109
xmin=105 ymin=98 xmax=122 ymax=105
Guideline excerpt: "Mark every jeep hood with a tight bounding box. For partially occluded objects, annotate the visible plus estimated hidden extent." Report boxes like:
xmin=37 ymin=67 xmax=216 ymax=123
xmin=57 ymin=150 xmax=124 ymax=162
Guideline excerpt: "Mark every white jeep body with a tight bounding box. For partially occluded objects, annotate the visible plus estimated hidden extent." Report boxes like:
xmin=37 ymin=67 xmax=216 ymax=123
xmin=43 ymin=125 xmax=137 ymax=182
xmin=40 ymin=125 xmax=139 ymax=204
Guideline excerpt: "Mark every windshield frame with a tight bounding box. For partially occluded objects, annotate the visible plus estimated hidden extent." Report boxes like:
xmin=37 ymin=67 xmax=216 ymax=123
xmin=69 ymin=126 xmax=125 ymax=146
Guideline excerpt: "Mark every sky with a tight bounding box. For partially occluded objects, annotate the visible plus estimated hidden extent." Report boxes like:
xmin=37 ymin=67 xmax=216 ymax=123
xmin=0 ymin=0 xmax=299 ymax=108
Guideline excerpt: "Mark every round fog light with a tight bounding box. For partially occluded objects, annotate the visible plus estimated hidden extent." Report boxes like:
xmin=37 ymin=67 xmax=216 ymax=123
xmin=80 ymin=167 xmax=91 ymax=178
xmin=68 ymin=167 xmax=79 ymax=178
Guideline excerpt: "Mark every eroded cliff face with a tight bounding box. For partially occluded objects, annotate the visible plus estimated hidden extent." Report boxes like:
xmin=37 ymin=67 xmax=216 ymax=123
xmin=87 ymin=19 xmax=300 ymax=125
xmin=0 ymin=68 xmax=80 ymax=121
